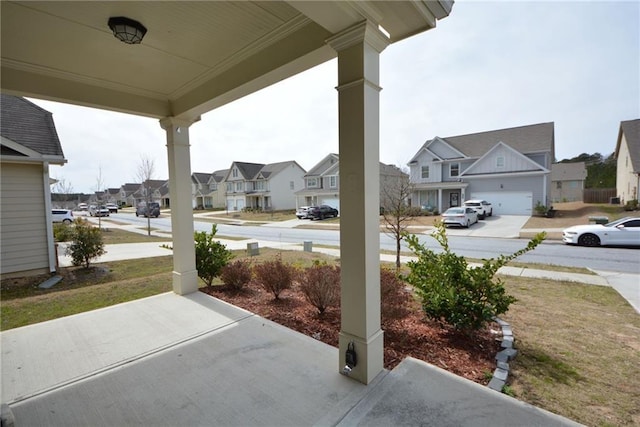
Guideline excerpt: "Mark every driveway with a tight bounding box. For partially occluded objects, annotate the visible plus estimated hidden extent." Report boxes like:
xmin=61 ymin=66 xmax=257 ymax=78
xmin=443 ymin=215 xmax=531 ymax=238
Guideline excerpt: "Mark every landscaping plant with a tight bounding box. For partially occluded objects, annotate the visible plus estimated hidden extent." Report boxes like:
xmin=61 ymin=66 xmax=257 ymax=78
xmin=194 ymin=225 xmax=233 ymax=288
xmin=403 ymin=221 xmax=545 ymax=331
xmin=380 ymin=268 xmax=411 ymax=326
xmin=253 ymin=254 xmax=295 ymax=300
xmin=220 ymin=259 xmax=252 ymax=290
xmin=66 ymin=218 xmax=106 ymax=268
xmin=53 ymin=222 xmax=74 ymax=242
xmin=299 ymin=262 xmax=340 ymax=314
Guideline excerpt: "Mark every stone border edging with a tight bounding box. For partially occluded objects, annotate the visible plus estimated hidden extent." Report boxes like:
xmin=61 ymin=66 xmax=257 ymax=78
xmin=488 ymin=317 xmax=518 ymax=392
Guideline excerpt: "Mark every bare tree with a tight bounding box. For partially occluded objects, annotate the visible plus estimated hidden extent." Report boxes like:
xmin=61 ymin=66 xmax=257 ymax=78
xmin=54 ymin=177 xmax=74 ymax=209
xmin=94 ymin=167 xmax=105 ymax=229
xmin=381 ymin=169 xmax=414 ymax=271
xmin=136 ymin=155 xmax=156 ymax=236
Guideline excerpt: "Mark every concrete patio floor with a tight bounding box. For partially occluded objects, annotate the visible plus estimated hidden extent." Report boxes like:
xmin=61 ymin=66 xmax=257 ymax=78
xmin=1 ymin=292 xmax=580 ymax=426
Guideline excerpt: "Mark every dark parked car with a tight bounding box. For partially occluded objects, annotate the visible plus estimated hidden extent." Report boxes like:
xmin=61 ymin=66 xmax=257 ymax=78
xmin=136 ymin=202 xmax=160 ymax=218
xmin=308 ymin=205 xmax=338 ymax=220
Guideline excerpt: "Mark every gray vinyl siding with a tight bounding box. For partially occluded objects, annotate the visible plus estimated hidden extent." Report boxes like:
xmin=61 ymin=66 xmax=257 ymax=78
xmin=0 ymin=163 xmax=50 ymax=275
xmin=525 ymin=153 xmax=548 ymax=168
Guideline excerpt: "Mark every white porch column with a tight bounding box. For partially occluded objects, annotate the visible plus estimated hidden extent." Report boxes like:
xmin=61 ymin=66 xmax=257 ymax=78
xmin=160 ymin=116 xmax=200 ymax=295
xmin=438 ymin=188 xmax=443 ymax=212
xmin=328 ymin=21 xmax=389 ymax=384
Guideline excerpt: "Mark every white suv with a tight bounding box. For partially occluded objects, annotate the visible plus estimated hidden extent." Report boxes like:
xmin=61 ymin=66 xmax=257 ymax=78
xmin=51 ymin=209 xmax=74 ymax=224
xmin=463 ymin=200 xmax=493 ymax=219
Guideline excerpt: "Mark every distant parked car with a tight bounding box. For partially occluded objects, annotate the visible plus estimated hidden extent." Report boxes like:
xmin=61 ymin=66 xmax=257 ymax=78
xmin=77 ymin=203 xmax=88 ymax=211
xmin=89 ymin=205 xmax=110 ymax=217
xmin=441 ymin=207 xmax=478 ymax=228
xmin=562 ymin=217 xmax=640 ymax=247
xmin=51 ymin=209 xmax=74 ymax=224
xmin=136 ymin=202 xmax=160 ymax=218
xmin=105 ymin=203 xmax=118 ymax=213
xmin=308 ymin=205 xmax=339 ymax=220
xmin=296 ymin=206 xmax=312 ymax=219
xmin=463 ymin=200 xmax=493 ymax=219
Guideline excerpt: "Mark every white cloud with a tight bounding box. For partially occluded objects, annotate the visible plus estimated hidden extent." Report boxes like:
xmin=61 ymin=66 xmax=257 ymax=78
xmin=38 ymin=1 xmax=638 ymax=193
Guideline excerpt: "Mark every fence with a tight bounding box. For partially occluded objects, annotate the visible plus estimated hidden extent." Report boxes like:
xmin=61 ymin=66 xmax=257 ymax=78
xmin=583 ymin=188 xmax=617 ymax=204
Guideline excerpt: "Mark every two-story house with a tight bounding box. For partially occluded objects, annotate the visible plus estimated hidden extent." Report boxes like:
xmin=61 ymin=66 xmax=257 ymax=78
xmin=550 ymin=162 xmax=587 ymax=203
xmin=119 ymin=183 xmax=140 ymax=207
xmin=225 ymin=161 xmax=305 ymax=211
xmin=134 ymin=179 xmax=167 ymax=206
xmin=191 ymin=169 xmax=228 ymax=209
xmin=615 ymin=119 xmax=640 ymax=205
xmin=408 ymin=122 xmax=555 ymax=215
xmin=295 ymin=153 xmax=408 ymax=211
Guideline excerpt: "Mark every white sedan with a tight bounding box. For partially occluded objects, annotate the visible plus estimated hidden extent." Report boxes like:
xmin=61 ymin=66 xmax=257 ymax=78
xmin=562 ymin=217 xmax=640 ymax=247
xmin=441 ymin=207 xmax=479 ymax=228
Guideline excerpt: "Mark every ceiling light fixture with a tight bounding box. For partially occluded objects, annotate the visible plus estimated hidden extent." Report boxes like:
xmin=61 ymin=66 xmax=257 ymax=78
xmin=108 ymin=17 xmax=147 ymax=44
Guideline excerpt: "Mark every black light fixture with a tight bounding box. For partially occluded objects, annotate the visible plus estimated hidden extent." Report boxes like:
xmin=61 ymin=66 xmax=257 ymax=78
xmin=108 ymin=17 xmax=147 ymax=44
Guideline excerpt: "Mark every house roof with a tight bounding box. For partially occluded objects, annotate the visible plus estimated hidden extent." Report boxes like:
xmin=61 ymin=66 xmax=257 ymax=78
xmin=233 ymin=162 xmax=265 ymax=180
xmin=211 ymin=169 xmax=229 ymax=183
xmin=0 ymin=94 xmax=65 ymax=160
xmin=192 ymin=172 xmax=212 ymax=184
xmin=412 ymin=123 xmax=555 ymax=163
xmin=121 ymin=183 xmax=140 ymax=195
xmin=259 ymin=161 xmax=305 ymax=178
xmin=551 ymin=162 xmax=587 ymax=181
xmin=616 ymin=119 xmax=640 ymax=173
xmin=305 ymin=154 xmax=406 ymax=178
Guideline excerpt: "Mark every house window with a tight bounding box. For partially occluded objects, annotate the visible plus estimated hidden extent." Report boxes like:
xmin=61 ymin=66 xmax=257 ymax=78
xmin=421 ymin=165 xmax=430 ymax=179
xmin=290 ymin=181 xmax=294 ymax=190
xmin=236 ymin=182 xmax=243 ymax=191
xmin=226 ymin=182 xmax=233 ymax=192
xmin=329 ymin=176 xmax=337 ymax=188
xmin=232 ymin=168 xmax=238 ymax=178
xmin=210 ymin=182 xmax=217 ymax=191
xmin=255 ymin=180 xmax=264 ymax=190
xmin=496 ymin=156 xmax=505 ymax=168
xmin=307 ymin=177 xmax=318 ymax=188
xmin=450 ymin=163 xmax=459 ymax=177
xmin=556 ymin=181 xmax=562 ymax=189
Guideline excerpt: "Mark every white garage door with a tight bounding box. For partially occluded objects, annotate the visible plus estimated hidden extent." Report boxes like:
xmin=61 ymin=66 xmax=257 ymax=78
xmin=322 ymin=198 xmax=340 ymax=211
xmin=471 ymin=192 xmax=532 ymax=216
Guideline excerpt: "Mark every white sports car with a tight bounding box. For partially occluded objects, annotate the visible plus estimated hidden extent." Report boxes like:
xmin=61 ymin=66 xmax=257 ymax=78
xmin=562 ymin=217 xmax=640 ymax=247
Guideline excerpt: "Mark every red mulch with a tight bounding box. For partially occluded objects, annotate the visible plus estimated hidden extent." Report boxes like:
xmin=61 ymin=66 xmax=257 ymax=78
xmin=200 ymin=281 xmax=501 ymax=385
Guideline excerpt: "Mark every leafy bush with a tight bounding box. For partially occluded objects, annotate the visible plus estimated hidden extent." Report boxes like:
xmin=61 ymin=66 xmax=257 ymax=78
xmin=380 ymin=268 xmax=411 ymax=326
xmin=299 ymin=262 xmax=340 ymax=314
xmin=53 ymin=222 xmax=74 ymax=242
xmin=624 ymin=199 xmax=638 ymax=211
xmin=253 ymin=254 xmax=295 ymax=300
xmin=220 ymin=259 xmax=252 ymax=290
xmin=194 ymin=225 xmax=233 ymax=288
xmin=403 ymin=222 xmax=545 ymax=331
xmin=66 ymin=218 xmax=106 ymax=268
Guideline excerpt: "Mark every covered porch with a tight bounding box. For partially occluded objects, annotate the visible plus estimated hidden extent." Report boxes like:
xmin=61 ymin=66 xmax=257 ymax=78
xmin=412 ymin=181 xmax=469 ymax=213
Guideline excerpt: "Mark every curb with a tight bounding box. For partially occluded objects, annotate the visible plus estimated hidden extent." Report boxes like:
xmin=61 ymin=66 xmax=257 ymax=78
xmin=488 ymin=317 xmax=517 ymax=393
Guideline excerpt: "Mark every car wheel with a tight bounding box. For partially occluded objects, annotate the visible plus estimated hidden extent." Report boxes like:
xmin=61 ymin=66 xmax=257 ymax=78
xmin=465 ymin=220 xmax=470 ymax=228
xmin=135 ymin=212 xmax=139 ymax=217
xmin=320 ymin=213 xmax=325 ymax=220
xmin=63 ymin=219 xmax=72 ymax=224
xmin=479 ymin=213 xmax=485 ymax=220
xmin=578 ymin=233 xmax=601 ymax=247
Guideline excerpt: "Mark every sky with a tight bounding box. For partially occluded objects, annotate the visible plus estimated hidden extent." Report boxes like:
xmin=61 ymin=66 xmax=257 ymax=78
xmin=30 ymin=1 xmax=639 ymax=194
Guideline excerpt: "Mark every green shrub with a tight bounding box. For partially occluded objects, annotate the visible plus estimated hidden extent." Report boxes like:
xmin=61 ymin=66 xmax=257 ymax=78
xmin=66 ymin=218 xmax=106 ymax=268
xmin=624 ymin=199 xmax=638 ymax=211
xmin=53 ymin=222 xmax=74 ymax=242
xmin=299 ymin=262 xmax=340 ymax=314
xmin=220 ymin=259 xmax=252 ymax=290
xmin=403 ymin=222 xmax=545 ymax=332
xmin=194 ymin=225 xmax=233 ymax=288
xmin=253 ymin=254 xmax=295 ymax=300
xmin=380 ymin=268 xmax=411 ymax=326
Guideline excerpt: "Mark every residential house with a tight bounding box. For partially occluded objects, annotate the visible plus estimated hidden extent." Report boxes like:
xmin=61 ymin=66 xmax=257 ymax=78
xmin=192 ymin=172 xmax=213 ymax=209
xmin=104 ymin=188 xmax=121 ymax=205
xmin=615 ymin=119 xmax=640 ymax=204
xmin=119 ymin=183 xmax=140 ymax=207
xmin=158 ymin=180 xmax=171 ymax=208
xmin=295 ymin=153 xmax=408 ymax=211
xmin=0 ymin=94 xmax=66 ymax=277
xmin=207 ymin=169 xmax=229 ymax=209
xmin=408 ymin=123 xmax=555 ymax=215
xmin=550 ymin=162 xmax=587 ymax=203
xmin=135 ymin=179 xmax=168 ymax=206
xmin=225 ymin=161 xmax=305 ymax=211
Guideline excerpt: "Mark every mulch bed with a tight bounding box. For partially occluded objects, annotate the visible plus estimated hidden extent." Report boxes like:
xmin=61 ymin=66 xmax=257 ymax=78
xmin=201 ymin=281 xmax=501 ymax=385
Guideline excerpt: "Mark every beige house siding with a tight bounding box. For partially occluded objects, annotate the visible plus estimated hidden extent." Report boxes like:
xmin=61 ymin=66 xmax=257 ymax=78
xmin=617 ymin=137 xmax=637 ymax=203
xmin=0 ymin=163 xmax=52 ymax=276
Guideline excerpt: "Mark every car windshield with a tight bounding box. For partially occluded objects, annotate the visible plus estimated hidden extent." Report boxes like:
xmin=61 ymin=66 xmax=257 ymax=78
xmin=445 ymin=208 xmax=464 ymax=214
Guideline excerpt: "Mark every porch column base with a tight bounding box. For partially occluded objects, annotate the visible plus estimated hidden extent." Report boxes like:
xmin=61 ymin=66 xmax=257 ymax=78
xmin=172 ymin=269 xmax=199 ymax=295
xmin=339 ymin=329 xmax=384 ymax=385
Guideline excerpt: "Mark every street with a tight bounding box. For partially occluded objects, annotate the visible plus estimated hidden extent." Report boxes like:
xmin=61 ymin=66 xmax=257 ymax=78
xmin=108 ymin=213 xmax=640 ymax=274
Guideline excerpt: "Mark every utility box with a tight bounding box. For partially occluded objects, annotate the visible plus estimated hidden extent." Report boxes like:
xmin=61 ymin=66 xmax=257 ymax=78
xmin=247 ymin=242 xmax=259 ymax=256
xmin=303 ymin=241 xmax=312 ymax=252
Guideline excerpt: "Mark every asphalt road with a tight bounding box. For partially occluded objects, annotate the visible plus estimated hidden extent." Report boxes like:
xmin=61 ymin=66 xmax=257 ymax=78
xmin=109 ymin=213 xmax=640 ymax=274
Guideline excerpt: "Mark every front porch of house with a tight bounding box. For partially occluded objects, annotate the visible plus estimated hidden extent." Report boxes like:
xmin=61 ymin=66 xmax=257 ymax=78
xmin=412 ymin=182 xmax=469 ymax=213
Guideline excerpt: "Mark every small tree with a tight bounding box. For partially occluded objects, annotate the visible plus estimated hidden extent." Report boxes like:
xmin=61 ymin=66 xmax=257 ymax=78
xmin=53 ymin=177 xmax=74 ymax=209
xmin=220 ymin=259 xmax=253 ymax=290
xmin=403 ymin=221 xmax=545 ymax=332
xmin=94 ymin=167 xmax=105 ymax=229
xmin=194 ymin=225 xmax=233 ymax=288
xmin=299 ymin=262 xmax=340 ymax=314
xmin=381 ymin=169 xmax=414 ymax=271
xmin=66 ymin=218 xmax=106 ymax=268
xmin=136 ymin=155 xmax=156 ymax=236
xmin=253 ymin=254 xmax=295 ymax=300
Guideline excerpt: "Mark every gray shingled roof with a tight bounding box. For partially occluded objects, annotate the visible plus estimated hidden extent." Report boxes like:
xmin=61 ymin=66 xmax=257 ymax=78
xmin=439 ymin=122 xmax=554 ymax=159
xmin=192 ymin=172 xmax=212 ymax=184
xmin=618 ymin=119 xmax=640 ymax=173
xmin=551 ymin=162 xmax=587 ymax=181
xmin=0 ymin=94 xmax=65 ymax=158
xmin=212 ymin=169 xmax=229 ymax=183
xmin=234 ymin=162 xmax=265 ymax=180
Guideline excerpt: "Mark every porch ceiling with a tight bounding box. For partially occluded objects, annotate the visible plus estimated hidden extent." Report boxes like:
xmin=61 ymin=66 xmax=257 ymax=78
xmin=1 ymin=1 xmax=452 ymax=121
